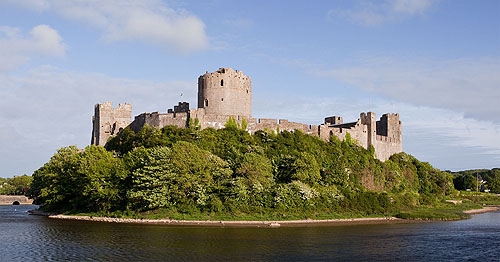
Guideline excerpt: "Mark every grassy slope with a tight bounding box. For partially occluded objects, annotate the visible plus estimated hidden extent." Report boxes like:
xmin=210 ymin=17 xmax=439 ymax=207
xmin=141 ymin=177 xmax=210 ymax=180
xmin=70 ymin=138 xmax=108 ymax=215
xmin=65 ymin=193 xmax=500 ymax=221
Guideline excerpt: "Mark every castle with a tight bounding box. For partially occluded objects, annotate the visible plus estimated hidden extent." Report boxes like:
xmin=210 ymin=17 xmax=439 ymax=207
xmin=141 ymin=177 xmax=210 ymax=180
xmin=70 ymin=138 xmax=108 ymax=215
xmin=91 ymin=68 xmax=402 ymax=161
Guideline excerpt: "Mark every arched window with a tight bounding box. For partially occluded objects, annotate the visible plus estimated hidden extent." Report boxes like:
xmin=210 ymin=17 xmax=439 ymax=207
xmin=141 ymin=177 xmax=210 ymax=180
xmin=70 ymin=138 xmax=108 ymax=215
xmin=205 ymin=99 xmax=208 ymax=107
xmin=220 ymin=79 xmax=224 ymax=86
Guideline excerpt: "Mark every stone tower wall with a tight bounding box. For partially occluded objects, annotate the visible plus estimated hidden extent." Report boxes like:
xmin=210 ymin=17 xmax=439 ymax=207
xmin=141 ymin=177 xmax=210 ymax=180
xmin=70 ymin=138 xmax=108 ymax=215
xmin=373 ymin=135 xmax=403 ymax=161
xmin=373 ymin=113 xmax=403 ymax=161
xmin=91 ymin=102 xmax=132 ymax=146
xmin=360 ymin=112 xmax=377 ymax=147
xmin=197 ymin=68 xmax=251 ymax=119
xmin=376 ymin=113 xmax=402 ymax=141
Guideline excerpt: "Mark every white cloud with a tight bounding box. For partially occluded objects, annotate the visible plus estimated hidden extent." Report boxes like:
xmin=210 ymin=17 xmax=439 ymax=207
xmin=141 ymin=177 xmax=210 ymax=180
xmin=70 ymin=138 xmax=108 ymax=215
xmin=4 ymin=0 xmax=209 ymax=53
xmin=30 ymin=25 xmax=65 ymax=56
xmin=329 ymin=0 xmax=439 ymax=26
xmin=391 ymin=0 xmax=435 ymax=15
xmin=0 ymin=66 xmax=195 ymax=177
xmin=316 ymin=56 xmax=500 ymax=123
xmin=0 ymin=25 xmax=65 ymax=72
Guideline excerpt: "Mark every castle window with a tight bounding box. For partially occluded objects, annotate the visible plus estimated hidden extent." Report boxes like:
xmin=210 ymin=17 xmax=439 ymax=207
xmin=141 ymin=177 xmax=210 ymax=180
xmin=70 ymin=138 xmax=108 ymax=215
xmin=205 ymin=99 xmax=208 ymax=107
xmin=221 ymin=98 xmax=224 ymax=101
xmin=220 ymin=79 xmax=224 ymax=86
xmin=246 ymin=89 xmax=249 ymax=94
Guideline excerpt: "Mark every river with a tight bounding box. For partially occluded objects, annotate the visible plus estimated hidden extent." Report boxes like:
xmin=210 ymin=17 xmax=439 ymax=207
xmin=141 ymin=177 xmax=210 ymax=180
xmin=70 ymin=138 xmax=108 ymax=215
xmin=1 ymin=205 xmax=499 ymax=261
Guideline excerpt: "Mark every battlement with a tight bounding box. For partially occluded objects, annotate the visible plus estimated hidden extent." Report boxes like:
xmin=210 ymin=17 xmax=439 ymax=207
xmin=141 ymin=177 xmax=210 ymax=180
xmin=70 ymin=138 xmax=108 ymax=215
xmin=376 ymin=112 xmax=402 ymax=141
xmin=380 ymin=113 xmax=400 ymax=120
xmin=200 ymin=68 xmax=251 ymax=82
xmin=168 ymin=102 xmax=190 ymax=113
xmin=95 ymin=101 xmax=132 ymax=112
xmin=325 ymin=116 xmax=343 ymax=125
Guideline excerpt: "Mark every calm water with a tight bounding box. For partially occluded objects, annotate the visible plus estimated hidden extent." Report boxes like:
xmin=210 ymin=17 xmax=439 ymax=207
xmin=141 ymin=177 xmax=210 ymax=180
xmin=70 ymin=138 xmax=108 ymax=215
xmin=1 ymin=205 xmax=499 ymax=261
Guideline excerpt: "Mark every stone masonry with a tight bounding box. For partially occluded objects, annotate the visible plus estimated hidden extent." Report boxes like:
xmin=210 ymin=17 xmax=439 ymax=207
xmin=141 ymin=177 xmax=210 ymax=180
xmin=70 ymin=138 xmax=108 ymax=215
xmin=91 ymin=68 xmax=403 ymax=161
xmin=91 ymin=102 xmax=132 ymax=146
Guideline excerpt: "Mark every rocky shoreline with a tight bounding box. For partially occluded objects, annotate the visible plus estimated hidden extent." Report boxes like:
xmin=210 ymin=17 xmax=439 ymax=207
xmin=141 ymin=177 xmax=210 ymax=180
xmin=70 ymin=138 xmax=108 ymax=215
xmin=29 ymin=210 xmax=404 ymax=227
xmin=28 ymin=206 xmax=499 ymax=227
xmin=462 ymin=206 xmax=499 ymax=214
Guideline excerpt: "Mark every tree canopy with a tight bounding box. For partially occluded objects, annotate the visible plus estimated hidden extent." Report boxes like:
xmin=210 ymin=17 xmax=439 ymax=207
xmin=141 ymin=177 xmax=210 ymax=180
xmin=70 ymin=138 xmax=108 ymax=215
xmin=28 ymin=124 xmax=457 ymax=217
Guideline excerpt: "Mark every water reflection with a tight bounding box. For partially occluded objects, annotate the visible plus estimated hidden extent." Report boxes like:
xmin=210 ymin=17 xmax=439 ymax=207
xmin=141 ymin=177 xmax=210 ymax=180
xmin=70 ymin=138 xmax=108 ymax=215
xmin=1 ymin=205 xmax=499 ymax=261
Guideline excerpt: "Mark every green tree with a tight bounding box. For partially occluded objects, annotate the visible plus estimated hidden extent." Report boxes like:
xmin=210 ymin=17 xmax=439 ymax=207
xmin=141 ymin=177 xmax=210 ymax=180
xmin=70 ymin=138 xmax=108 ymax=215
xmin=27 ymin=146 xmax=125 ymax=212
xmin=291 ymin=152 xmax=321 ymax=185
xmin=224 ymin=116 xmax=238 ymax=129
xmin=484 ymin=169 xmax=500 ymax=193
xmin=235 ymin=152 xmax=274 ymax=188
xmin=276 ymin=152 xmax=321 ymax=185
xmin=127 ymin=142 xmax=232 ymax=211
xmin=0 ymin=175 xmax=32 ymax=195
xmin=241 ymin=118 xmax=248 ymax=130
xmin=27 ymin=146 xmax=82 ymax=210
xmin=76 ymin=145 xmax=126 ymax=211
xmin=126 ymin=146 xmax=175 ymax=210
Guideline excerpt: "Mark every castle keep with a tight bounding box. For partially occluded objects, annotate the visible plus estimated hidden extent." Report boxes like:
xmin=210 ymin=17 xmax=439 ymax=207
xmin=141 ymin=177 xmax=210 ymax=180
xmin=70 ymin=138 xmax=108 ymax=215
xmin=92 ymin=68 xmax=402 ymax=161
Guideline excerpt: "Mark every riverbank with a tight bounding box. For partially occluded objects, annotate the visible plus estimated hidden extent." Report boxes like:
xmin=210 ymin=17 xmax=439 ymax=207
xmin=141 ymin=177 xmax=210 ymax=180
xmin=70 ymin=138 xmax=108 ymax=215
xmin=463 ymin=206 xmax=499 ymax=214
xmin=33 ymin=212 xmax=405 ymax=227
xmin=28 ymin=205 xmax=500 ymax=227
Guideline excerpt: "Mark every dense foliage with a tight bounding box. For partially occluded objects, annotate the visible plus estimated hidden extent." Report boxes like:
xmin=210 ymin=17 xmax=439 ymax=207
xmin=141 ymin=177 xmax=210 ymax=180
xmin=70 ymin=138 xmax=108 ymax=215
xmin=451 ymin=168 xmax=500 ymax=193
xmin=0 ymin=175 xmax=32 ymax=195
xmin=28 ymin=124 xmax=456 ymax=218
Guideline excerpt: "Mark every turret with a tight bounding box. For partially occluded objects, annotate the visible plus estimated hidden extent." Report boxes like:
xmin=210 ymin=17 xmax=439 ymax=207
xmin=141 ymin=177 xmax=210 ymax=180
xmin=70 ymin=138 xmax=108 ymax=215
xmin=360 ymin=112 xmax=376 ymax=147
xmin=377 ymin=113 xmax=402 ymax=142
xmin=197 ymin=68 xmax=252 ymax=119
xmin=91 ymin=102 xmax=132 ymax=146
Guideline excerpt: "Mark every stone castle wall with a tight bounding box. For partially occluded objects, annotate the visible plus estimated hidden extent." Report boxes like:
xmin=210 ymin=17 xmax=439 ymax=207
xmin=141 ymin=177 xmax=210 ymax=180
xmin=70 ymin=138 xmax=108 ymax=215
xmin=326 ymin=112 xmax=402 ymax=161
xmin=91 ymin=102 xmax=132 ymax=146
xmin=326 ymin=119 xmax=369 ymax=149
xmin=91 ymin=68 xmax=403 ymax=161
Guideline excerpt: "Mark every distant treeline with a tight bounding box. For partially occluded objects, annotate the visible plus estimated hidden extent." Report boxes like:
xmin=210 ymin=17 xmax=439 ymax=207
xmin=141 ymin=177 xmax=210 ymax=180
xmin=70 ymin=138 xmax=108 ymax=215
xmin=450 ymin=168 xmax=500 ymax=193
xmin=0 ymin=175 xmax=32 ymax=195
xmin=26 ymin=124 xmax=457 ymax=218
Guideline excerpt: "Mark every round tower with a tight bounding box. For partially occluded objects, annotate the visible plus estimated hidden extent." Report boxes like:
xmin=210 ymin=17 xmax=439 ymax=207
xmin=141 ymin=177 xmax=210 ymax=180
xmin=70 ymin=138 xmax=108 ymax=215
xmin=197 ymin=68 xmax=252 ymax=119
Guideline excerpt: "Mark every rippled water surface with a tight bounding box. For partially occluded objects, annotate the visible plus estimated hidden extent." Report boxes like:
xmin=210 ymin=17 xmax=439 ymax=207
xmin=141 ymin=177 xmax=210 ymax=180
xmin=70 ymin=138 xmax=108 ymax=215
xmin=1 ymin=205 xmax=499 ymax=261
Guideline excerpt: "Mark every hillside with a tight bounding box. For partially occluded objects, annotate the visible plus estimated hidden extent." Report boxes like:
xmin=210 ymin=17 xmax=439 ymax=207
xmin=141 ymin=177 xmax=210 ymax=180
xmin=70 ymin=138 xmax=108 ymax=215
xmin=27 ymin=124 xmax=461 ymax=220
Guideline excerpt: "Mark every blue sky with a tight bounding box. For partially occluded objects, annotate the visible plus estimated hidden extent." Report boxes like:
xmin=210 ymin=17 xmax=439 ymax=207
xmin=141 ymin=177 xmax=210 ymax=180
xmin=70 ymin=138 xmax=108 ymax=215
xmin=0 ymin=0 xmax=499 ymax=177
